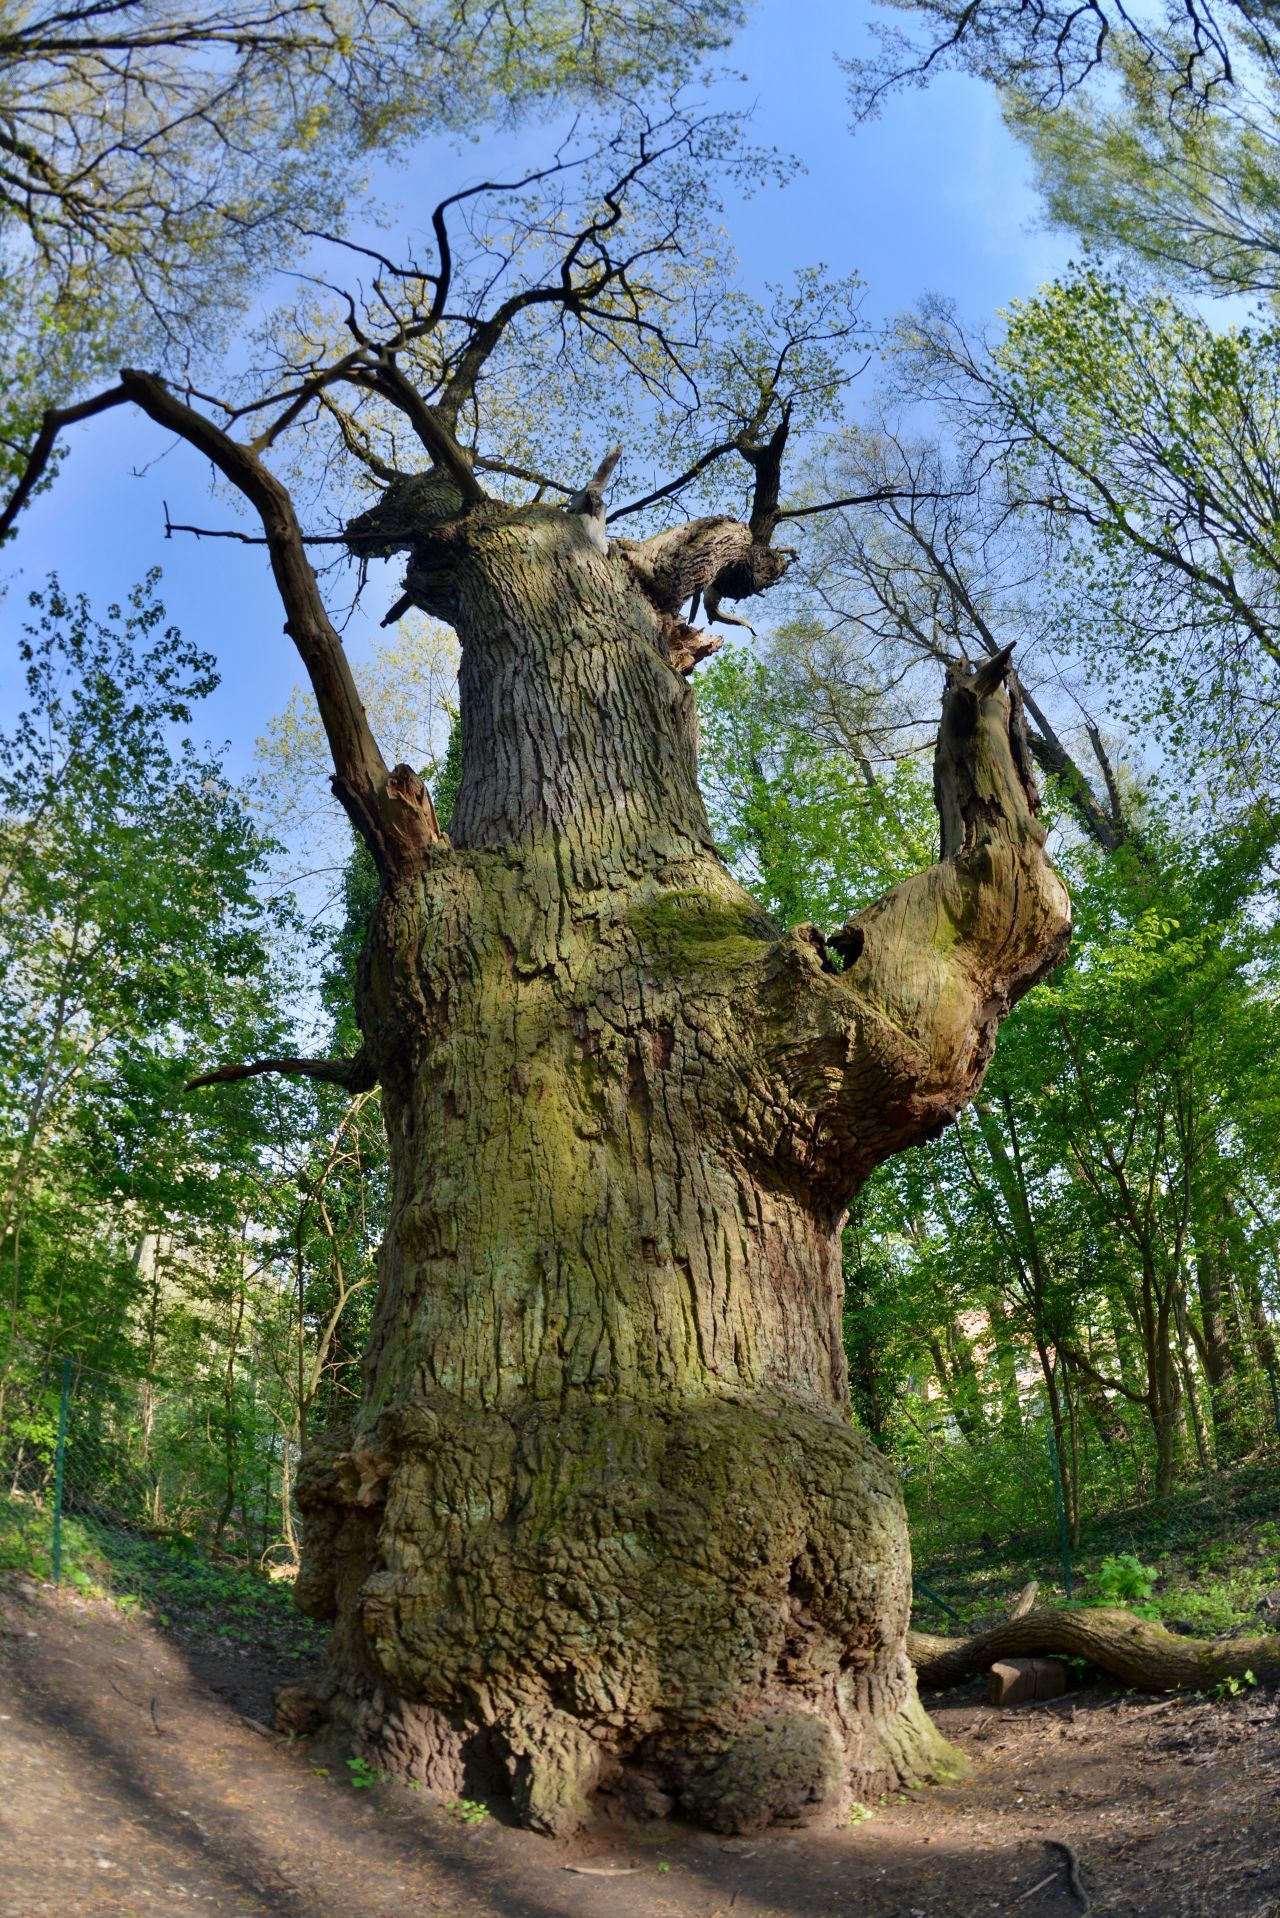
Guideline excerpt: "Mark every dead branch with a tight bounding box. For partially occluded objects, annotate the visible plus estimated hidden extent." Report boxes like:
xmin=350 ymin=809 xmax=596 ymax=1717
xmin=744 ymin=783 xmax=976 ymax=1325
xmin=119 ymin=370 xmax=441 ymax=879
xmin=0 ymin=383 xmax=129 ymax=540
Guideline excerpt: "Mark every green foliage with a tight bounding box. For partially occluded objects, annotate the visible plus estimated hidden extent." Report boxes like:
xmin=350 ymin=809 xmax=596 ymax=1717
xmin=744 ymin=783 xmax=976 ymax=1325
xmin=0 ymin=575 xmax=296 ymax=1359
xmin=346 ymin=1756 xmax=386 ymax=1789
xmin=0 ymin=580 xmax=393 ymax=1572
xmin=904 ymin=272 xmax=1280 ymax=800
xmin=849 ymin=1 xmax=1280 ymax=299
xmin=698 ymin=633 xmax=935 ymax=928
xmin=445 ymin=1797 xmax=490 ymax=1826
xmin=1006 ymin=17 xmax=1280 ymax=300
xmin=0 ymin=1498 xmax=324 ymax=1657
xmin=433 ymin=715 xmax=463 ymax=834
xmin=1093 ymin=1552 xmax=1159 ymax=1605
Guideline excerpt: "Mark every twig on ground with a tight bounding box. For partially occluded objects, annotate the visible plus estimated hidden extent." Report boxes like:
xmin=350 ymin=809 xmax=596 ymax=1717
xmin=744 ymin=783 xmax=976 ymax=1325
xmin=1134 ymin=1695 xmax=1186 ymax=1718
xmin=1016 ymin=1867 xmax=1062 ymax=1903
xmin=561 ymin=1864 xmax=640 ymax=1876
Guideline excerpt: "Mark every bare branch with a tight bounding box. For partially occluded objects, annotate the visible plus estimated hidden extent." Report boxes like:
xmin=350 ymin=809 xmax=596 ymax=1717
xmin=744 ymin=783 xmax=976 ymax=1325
xmin=163 ymin=505 xmax=349 ymax=546
xmin=0 ymin=382 xmax=129 ymax=540
xmin=116 ymin=368 xmax=441 ymax=878
xmin=185 ymin=1051 xmax=378 ymax=1094
xmin=776 ymin=485 xmax=966 ymax=522
xmin=359 ymin=352 xmax=486 ymax=506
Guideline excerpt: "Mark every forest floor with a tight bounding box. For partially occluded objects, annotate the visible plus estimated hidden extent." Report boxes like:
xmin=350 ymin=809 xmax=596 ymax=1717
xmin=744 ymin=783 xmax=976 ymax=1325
xmin=3 ymin=1566 xmax=1280 ymax=1918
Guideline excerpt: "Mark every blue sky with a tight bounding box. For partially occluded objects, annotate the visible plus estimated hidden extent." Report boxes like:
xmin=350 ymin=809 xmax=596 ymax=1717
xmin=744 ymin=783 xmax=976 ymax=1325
xmin=0 ymin=0 xmax=1073 ymax=782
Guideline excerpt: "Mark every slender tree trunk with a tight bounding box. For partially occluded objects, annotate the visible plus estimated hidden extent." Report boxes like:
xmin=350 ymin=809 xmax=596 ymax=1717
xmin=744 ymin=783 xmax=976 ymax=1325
xmin=927 ymin=1324 xmax=986 ymax=1444
xmin=281 ymin=497 xmax=1068 ymax=1835
xmin=1193 ymin=1245 xmax=1243 ymax=1463
xmin=214 ymin=1230 xmax=250 ymax=1549
xmin=1174 ymin=1288 xmax=1212 ymax=1471
xmin=1150 ymin=1352 xmax=1182 ymax=1499
xmin=1035 ymin=1338 xmax=1076 ymax=1544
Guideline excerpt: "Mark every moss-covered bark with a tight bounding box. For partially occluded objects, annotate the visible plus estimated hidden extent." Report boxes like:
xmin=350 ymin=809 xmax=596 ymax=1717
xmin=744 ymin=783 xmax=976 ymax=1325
xmin=281 ymin=497 xmax=1068 ymax=1834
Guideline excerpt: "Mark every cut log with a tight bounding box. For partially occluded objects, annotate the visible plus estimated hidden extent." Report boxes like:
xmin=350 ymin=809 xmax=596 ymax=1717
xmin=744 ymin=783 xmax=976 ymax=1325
xmin=988 ymin=1656 xmax=1067 ymax=1706
xmin=909 ymin=1606 xmax=1280 ymax=1693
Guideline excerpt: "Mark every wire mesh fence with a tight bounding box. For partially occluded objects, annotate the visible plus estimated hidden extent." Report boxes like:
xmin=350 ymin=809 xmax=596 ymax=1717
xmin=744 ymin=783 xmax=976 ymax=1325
xmin=5 ymin=1336 xmax=1279 ymax=1632
xmin=901 ymin=1364 xmax=1280 ymax=1624
xmin=0 ymin=1341 xmax=301 ymax=1594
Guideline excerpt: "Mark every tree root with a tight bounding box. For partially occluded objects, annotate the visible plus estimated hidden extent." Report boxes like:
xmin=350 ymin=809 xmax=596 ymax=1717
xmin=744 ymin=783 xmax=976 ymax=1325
xmin=907 ymin=1605 xmax=1280 ymax=1693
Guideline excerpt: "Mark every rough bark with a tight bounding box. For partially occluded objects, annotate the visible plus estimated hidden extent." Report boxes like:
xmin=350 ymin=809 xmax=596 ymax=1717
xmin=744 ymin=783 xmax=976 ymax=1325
xmin=273 ymin=486 xmax=1069 ymax=1836
xmin=909 ymin=1607 xmax=1280 ymax=1693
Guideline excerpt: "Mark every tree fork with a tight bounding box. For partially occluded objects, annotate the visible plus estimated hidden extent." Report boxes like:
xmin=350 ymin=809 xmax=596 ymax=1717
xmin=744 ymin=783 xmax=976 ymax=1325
xmin=275 ymin=475 xmax=1069 ymax=1836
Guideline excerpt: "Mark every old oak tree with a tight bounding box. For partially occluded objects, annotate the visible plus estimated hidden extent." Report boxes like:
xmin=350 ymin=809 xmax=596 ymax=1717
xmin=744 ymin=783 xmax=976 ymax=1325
xmin=2 ymin=105 xmax=1069 ymax=1835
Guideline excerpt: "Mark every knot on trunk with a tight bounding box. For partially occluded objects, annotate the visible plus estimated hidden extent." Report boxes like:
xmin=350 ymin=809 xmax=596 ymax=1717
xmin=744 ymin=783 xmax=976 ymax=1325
xmin=345 ymin=471 xmax=466 ymax=556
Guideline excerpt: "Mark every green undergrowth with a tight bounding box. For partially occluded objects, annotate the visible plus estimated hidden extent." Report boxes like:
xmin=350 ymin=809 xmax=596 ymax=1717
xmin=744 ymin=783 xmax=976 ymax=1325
xmin=911 ymin=1455 xmax=1280 ymax=1638
xmin=0 ymin=1492 xmax=326 ymax=1660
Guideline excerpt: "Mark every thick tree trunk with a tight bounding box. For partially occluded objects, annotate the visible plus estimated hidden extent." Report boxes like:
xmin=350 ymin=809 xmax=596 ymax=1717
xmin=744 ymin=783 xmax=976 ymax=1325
xmin=282 ymin=497 xmax=1069 ymax=1834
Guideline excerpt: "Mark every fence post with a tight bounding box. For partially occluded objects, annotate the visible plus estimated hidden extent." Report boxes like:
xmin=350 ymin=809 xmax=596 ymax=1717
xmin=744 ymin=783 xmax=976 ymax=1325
xmin=51 ymin=1356 xmax=72 ymax=1587
xmin=912 ymin=1576 xmax=963 ymax=1623
xmin=1045 ymin=1420 xmax=1073 ymax=1600
xmin=1265 ymin=1360 xmax=1280 ymax=1449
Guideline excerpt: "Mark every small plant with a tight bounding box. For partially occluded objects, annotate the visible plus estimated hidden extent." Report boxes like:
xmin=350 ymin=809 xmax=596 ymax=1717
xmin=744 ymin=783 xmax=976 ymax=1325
xmin=1212 ymin=1669 xmax=1257 ymax=1700
xmin=445 ymin=1796 xmax=489 ymax=1825
xmin=1094 ymin=1552 xmax=1159 ymax=1605
xmin=346 ymin=1755 xmax=385 ymax=1789
xmin=846 ymin=1801 xmax=874 ymax=1826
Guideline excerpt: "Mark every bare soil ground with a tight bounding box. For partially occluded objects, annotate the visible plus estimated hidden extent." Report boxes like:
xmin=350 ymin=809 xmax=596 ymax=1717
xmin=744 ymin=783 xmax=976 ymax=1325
xmin=2 ymin=1575 xmax=1279 ymax=1918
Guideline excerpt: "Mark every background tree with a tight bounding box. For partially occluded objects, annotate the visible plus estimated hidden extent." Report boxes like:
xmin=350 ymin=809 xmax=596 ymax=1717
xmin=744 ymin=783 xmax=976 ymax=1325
xmin=845 ymin=0 xmax=1280 ymax=298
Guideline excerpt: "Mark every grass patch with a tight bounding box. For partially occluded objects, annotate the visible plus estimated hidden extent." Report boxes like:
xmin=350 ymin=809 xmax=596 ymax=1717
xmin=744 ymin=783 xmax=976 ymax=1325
xmin=0 ymin=1492 xmax=325 ymax=1660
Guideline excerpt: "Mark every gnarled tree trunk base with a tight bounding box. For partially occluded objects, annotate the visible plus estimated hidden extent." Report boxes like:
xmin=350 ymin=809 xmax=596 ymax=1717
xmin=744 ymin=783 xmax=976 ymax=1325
xmin=909 ymin=1606 xmax=1280 ymax=1694
xmin=279 ymin=1391 xmax=964 ymax=1834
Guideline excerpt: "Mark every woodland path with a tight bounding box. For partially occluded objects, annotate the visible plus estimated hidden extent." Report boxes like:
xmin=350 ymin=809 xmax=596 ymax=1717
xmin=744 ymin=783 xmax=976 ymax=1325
xmin=1 ymin=1576 xmax=1278 ymax=1918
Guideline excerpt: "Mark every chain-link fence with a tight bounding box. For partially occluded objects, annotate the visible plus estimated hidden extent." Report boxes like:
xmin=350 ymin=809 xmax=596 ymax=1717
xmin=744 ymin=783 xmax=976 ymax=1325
xmin=902 ymin=1365 xmax=1280 ymax=1625
xmin=7 ymin=1337 xmax=1279 ymax=1636
xmin=0 ymin=1342 xmax=300 ymax=1593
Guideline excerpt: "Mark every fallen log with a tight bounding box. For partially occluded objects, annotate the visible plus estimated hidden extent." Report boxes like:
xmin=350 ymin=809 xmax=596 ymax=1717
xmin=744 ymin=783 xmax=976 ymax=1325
xmin=907 ymin=1605 xmax=1280 ymax=1693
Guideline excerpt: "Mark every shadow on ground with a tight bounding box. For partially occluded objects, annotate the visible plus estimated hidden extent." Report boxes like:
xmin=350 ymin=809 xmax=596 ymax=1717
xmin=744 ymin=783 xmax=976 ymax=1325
xmin=1 ymin=1576 xmax=1278 ymax=1918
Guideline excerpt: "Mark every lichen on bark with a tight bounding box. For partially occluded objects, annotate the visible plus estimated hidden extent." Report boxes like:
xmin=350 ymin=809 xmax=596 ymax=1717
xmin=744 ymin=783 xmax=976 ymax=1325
xmin=279 ymin=496 xmax=1068 ymax=1835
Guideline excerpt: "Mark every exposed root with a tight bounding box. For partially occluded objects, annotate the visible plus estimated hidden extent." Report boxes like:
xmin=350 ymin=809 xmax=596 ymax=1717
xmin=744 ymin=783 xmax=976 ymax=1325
xmin=907 ymin=1605 xmax=1280 ymax=1693
xmin=1047 ymin=1838 xmax=1090 ymax=1911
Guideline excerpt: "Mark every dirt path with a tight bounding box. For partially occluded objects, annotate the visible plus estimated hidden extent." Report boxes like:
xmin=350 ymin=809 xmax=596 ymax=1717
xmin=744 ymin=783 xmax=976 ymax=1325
xmin=2 ymin=1576 xmax=1279 ymax=1917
